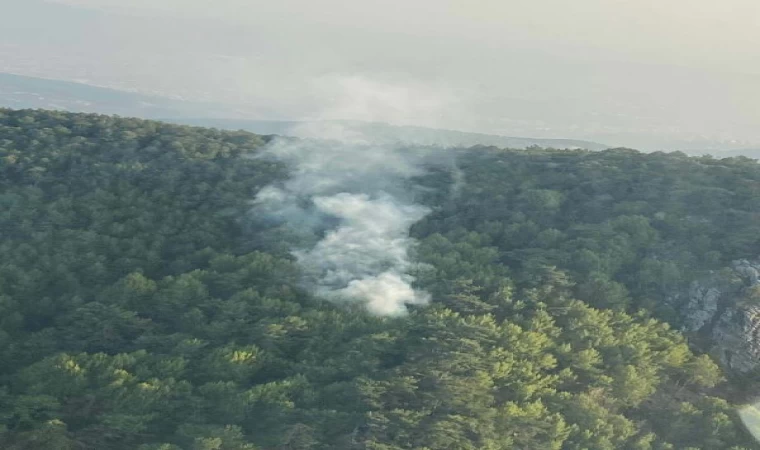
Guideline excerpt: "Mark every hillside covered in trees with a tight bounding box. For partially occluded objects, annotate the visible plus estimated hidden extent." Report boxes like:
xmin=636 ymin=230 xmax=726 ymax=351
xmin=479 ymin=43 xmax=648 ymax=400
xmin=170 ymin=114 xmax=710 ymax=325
xmin=1 ymin=108 xmax=760 ymax=449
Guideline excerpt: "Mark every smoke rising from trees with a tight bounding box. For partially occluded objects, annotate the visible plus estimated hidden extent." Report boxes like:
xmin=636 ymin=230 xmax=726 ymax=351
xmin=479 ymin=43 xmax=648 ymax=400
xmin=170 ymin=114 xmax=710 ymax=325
xmin=249 ymin=77 xmax=465 ymax=315
xmin=251 ymin=135 xmax=447 ymax=315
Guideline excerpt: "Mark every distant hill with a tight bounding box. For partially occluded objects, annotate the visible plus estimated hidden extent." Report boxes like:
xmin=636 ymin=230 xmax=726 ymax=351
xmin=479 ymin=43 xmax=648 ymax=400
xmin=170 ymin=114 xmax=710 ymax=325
xmin=703 ymin=148 xmax=760 ymax=160
xmin=0 ymin=73 xmax=608 ymax=150
xmin=0 ymin=72 xmax=228 ymax=119
xmin=12 ymin=73 xmax=759 ymax=155
xmin=165 ymin=118 xmax=611 ymax=150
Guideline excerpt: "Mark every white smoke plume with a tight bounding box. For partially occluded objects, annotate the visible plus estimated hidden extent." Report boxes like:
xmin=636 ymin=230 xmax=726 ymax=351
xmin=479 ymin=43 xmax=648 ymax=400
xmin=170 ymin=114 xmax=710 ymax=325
xmin=300 ymin=193 xmax=431 ymax=315
xmin=252 ymin=137 xmax=438 ymax=316
xmin=250 ymin=76 xmax=460 ymax=315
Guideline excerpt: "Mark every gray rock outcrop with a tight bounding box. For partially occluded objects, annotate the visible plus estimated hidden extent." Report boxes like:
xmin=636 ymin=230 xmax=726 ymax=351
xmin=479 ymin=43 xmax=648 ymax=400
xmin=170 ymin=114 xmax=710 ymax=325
xmin=678 ymin=257 xmax=760 ymax=374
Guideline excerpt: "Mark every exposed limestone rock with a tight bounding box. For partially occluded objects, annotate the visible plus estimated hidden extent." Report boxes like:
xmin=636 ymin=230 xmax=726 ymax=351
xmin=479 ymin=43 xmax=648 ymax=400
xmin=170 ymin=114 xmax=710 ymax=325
xmin=734 ymin=259 xmax=760 ymax=286
xmin=679 ymin=257 xmax=760 ymax=374
xmin=712 ymin=306 xmax=760 ymax=373
xmin=681 ymin=283 xmax=721 ymax=333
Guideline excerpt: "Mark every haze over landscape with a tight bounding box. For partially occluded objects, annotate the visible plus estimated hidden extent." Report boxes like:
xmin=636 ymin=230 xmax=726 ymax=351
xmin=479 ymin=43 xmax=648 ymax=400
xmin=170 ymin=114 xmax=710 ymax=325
xmin=5 ymin=2 xmax=760 ymax=448
xmin=3 ymin=0 xmax=760 ymax=152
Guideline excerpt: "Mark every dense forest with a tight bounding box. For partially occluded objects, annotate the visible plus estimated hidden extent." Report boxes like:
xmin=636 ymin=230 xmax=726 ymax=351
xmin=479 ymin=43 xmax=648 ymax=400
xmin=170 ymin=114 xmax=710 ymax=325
xmin=1 ymin=108 xmax=760 ymax=449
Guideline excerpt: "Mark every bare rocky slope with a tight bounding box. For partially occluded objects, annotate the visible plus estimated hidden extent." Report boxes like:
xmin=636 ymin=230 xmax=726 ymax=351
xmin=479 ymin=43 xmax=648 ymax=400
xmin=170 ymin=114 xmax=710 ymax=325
xmin=678 ymin=257 xmax=760 ymax=374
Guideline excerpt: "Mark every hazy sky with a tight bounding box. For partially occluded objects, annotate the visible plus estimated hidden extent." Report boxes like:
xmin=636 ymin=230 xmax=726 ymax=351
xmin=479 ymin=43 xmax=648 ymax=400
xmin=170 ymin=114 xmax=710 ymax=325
xmin=2 ymin=0 xmax=760 ymax=148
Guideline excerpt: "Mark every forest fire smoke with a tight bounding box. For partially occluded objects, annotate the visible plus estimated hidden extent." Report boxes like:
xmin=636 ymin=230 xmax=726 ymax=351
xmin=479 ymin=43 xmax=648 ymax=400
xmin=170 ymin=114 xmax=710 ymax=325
xmin=251 ymin=135 xmax=436 ymax=315
xmin=248 ymin=76 xmax=463 ymax=315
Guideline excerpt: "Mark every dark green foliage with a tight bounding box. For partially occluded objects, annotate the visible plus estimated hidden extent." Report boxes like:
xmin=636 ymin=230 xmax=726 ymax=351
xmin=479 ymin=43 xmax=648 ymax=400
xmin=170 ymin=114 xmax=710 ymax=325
xmin=0 ymin=109 xmax=758 ymax=449
xmin=413 ymin=146 xmax=760 ymax=322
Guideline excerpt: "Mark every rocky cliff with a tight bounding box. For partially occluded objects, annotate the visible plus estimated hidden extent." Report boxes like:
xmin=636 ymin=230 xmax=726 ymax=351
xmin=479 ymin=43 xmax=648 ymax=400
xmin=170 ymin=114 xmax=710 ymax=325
xmin=678 ymin=258 xmax=760 ymax=374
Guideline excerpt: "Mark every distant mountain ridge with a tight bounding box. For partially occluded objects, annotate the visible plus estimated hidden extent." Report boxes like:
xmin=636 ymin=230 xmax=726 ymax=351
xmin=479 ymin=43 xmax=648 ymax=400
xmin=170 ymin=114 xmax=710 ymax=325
xmin=4 ymin=72 xmax=759 ymax=156
xmin=0 ymin=72 xmax=609 ymax=151
xmin=703 ymin=148 xmax=760 ymax=160
xmin=165 ymin=118 xmax=611 ymax=150
xmin=0 ymin=72 xmax=228 ymax=119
